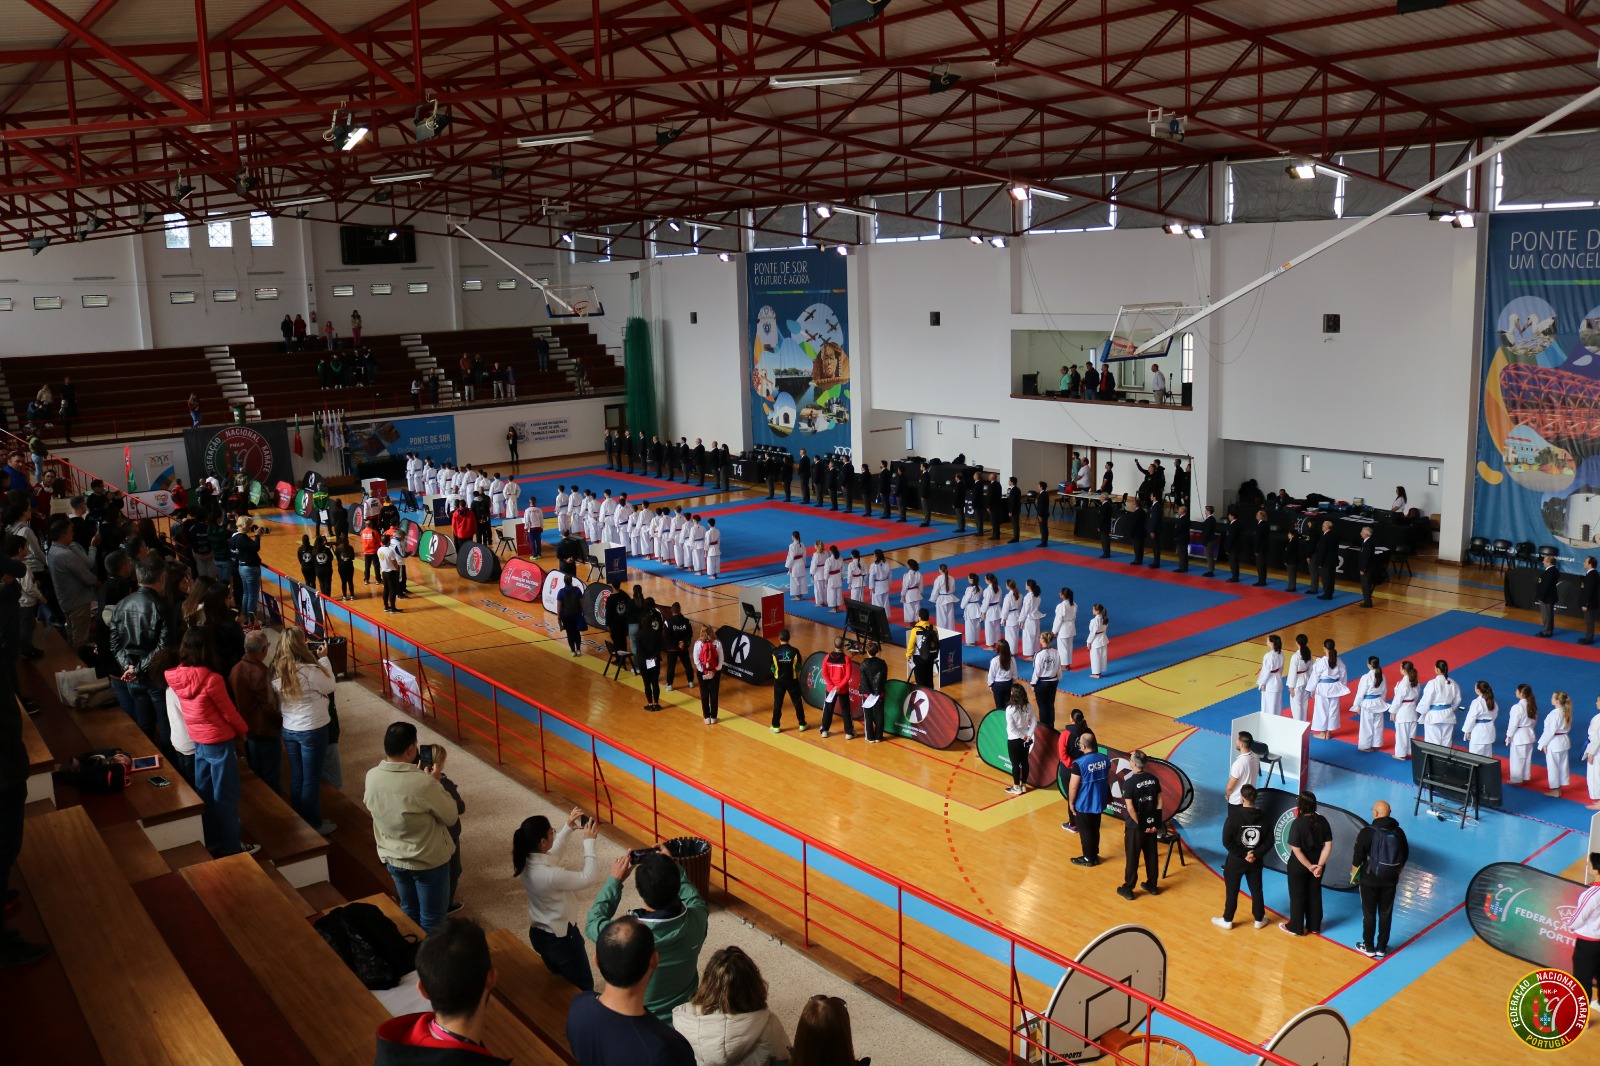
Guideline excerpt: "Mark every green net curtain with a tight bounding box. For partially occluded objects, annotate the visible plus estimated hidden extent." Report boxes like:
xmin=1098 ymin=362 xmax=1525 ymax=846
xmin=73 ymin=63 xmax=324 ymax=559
xmin=623 ymin=316 xmax=659 ymax=438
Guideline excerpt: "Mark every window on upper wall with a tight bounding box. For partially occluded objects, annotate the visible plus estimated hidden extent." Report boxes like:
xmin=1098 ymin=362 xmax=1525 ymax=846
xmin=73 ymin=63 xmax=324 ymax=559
xmin=249 ymin=212 xmax=274 ymax=247
xmin=165 ymin=213 xmax=190 ymax=249
xmin=207 ymin=218 xmax=233 ymax=248
xmin=1181 ymin=332 xmax=1195 ymax=385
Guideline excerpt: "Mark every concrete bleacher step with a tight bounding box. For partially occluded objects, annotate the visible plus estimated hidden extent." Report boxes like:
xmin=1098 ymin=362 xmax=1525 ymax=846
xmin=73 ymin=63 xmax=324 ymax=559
xmin=184 ymin=854 xmax=391 ymax=1065
xmin=20 ymin=806 xmax=243 ymax=1065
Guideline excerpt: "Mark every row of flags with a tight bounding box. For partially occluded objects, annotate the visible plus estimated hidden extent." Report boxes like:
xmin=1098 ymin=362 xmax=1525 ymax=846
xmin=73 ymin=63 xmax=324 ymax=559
xmin=293 ymin=410 xmax=351 ymax=463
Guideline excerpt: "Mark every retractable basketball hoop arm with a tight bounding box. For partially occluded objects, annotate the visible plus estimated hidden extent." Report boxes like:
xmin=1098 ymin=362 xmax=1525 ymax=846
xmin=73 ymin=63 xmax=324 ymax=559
xmin=1135 ymin=77 xmax=1600 ymax=357
xmin=449 ymin=221 xmax=581 ymax=313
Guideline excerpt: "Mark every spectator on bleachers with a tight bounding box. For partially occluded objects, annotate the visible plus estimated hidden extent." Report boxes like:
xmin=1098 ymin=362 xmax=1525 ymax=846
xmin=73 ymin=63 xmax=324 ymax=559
xmin=323 ymin=319 xmax=337 ymax=349
xmin=436 ymin=758 xmax=467 ymax=915
xmin=350 ymin=309 xmax=363 ymax=348
xmin=0 ymin=619 xmax=48 ymax=966
xmin=567 ymin=916 xmax=695 ymax=1066
xmin=229 ymin=517 xmax=263 ymax=625
xmin=46 ymin=514 xmax=98 ymax=655
xmin=411 ymin=376 xmax=423 ymax=410
xmin=785 ymin=995 xmax=867 ymax=1066
xmin=232 ymin=629 xmax=279 ymax=795
xmin=27 ymin=434 xmax=47 ymax=483
xmin=504 ymin=363 xmax=516 ymax=401
xmin=459 ymin=353 xmax=475 ymax=402
xmin=186 ymin=393 xmax=201 ymax=428
xmin=535 ymin=335 xmax=551 ymax=373
xmin=514 ymin=808 xmax=605 ymax=990
xmin=165 ymin=628 xmax=258 ymax=858
xmin=330 ymin=353 xmax=347 ymax=388
xmin=59 ymin=375 xmax=76 ymax=442
xmin=673 ymin=945 xmax=790 ymax=1066
xmin=155 ymin=650 xmax=194 ymax=785
xmin=364 ymin=720 xmax=460 ymax=933
xmin=492 ymin=362 xmax=505 ymax=400
xmin=280 ymin=314 xmax=294 ymax=352
xmin=316 ymin=356 xmax=331 ymax=390
xmin=272 ymin=626 xmax=337 ymax=834
xmin=373 ymin=916 xmax=510 ymax=1065
xmin=6 ymin=537 xmax=40 ymax=672
xmin=292 ymin=313 xmax=307 ymax=348
xmin=586 ymin=845 xmax=709 ymax=1024
xmin=110 ymin=555 xmax=173 ymax=750
xmin=428 ymin=370 xmax=442 ymax=406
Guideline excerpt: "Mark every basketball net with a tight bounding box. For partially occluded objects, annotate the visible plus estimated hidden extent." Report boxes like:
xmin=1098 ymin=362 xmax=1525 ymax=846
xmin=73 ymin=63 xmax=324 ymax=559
xmin=1100 ymin=1028 xmax=1198 ymax=1066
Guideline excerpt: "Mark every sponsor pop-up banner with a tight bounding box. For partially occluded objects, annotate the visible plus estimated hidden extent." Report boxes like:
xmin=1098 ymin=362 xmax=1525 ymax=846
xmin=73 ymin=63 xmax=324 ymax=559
xmin=1466 ymin=861 xmax=1590 ymax=969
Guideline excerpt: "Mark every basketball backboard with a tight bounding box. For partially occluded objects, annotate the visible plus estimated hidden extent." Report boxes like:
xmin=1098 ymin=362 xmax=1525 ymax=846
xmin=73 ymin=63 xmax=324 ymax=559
xmin=1101 ymin=303 xmax=1201 ymax=364
xmin=1028 ymin=925 xmax=1167 ymax=1062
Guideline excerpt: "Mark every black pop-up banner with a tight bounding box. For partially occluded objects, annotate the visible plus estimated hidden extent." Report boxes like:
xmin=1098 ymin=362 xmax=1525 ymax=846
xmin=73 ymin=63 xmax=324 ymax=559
xmin=1467 ymin=862 xmax=1590 ymax=969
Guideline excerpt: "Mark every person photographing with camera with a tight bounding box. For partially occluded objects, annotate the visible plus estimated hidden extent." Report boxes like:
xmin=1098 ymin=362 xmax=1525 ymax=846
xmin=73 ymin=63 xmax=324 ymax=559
xmin=513 ymin=807 xmax=607 ymax=990
xmin=364 ymin=721 xmax=460 ymax=933
xmin=586 ymin=842 xmax=708 ymax=1024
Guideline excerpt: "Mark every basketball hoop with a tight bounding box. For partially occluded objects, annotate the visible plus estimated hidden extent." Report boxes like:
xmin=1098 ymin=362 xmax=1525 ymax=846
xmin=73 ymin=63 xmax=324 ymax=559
xmin=1101 ymin=1029 xmax=1198 ymax=1066
xmin=569 ymin=299 xmax=590 ymax=316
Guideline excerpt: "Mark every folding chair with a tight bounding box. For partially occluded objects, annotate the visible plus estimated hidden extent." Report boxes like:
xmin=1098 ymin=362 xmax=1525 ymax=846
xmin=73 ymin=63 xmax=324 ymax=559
xmin=738 ymin=601 xmax=761 ymax=634
xmin=1160 ymin=827 xmax=1187 ymax=878
xmin=1252 ymin=741 xmax=1285 ymax=787
xmin=602 ymin=640 xmax=635 ymax=680
xmin=493 ymin=528 xmax=517 ymax=558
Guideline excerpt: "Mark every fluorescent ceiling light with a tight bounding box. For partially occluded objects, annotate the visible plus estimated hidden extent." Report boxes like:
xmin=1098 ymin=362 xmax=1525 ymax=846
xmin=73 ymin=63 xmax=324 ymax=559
xmin=1285 ymin=162 xmax=1317 ymax=180
xmin=370 ymin=170 xmax=435 ymax=184
xmin=667 ymin=220 xmax=682 ymax=232
xmin=816 ymin=203 xmax=875 ymax=219
xmin=988 ymin=236 xmax=1007 ymax=248
xmin=692 ymin=221 xmax=722 ymax=231
xmin=340 ymin=126 xmax=369 ymax=151
xmin=1451 ymin=213 xmax=1475 ymax=229
xmin=1028 ymin=187 xmax=1072 ymax=203
xmin=271 ymin=194 xmax=328 ymax=208
xmin=716 ymin=252 xmax=733 ymax=262
xmin=768 ymin=71 xmax=862 ymax=89
xmin=1186 ymin=226 xmax=1207 ymax=240
xmin=516 ymin=131 xmax=594 ymax=148
xmin=834 ymin=244 xmax=850 ymax=256
xmin=561 ymin=233 xmax=574 ymax=244
xmin=814 ymin=204 xmax=833 ymax=219
xmin=1008 ymin=184 xmax=1030 ymax=201
xmin=1163 ymin=221 xmax=1186 ymax=235
xmin=967 ymin=234 xmax=984 ymax=244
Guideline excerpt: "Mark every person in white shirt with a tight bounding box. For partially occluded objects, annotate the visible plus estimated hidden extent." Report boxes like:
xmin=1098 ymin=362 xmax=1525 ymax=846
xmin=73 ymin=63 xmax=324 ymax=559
xmin=1020 ymin=580 xmax=1043 ymax=658
xmin=501 ymin=476 xmax=521 ymax=520
xmin=1388 ymin=661 xmax=1422 ymax=760
xmin=1286 ymin=634 xmax=1313 ymax=722
xmin=513 ymin=808 xmax=606 ymax=990
xmin=1539 ymin=691 xmax=1574 ymax=795
xmin=1257 ymin=635 xmax=1285 ymax=718
xmin=1000 ymin=579 xmax=1022 ymax=651
xmin=899 ymin=558 xmax=923 ymax=627
xmin=1002 ymin=685 xmax=1037 ymax=796
xmin=1225 ymin=731 xmax=1260 ymax=805
xmin=869 ymin=550 xmax=892 ymax=610
xmin=824 ymin=546 xmax=844 ymax=611
xmin=1086 ymin=603 xmax=1110 ymax=679
xmin=1052 ymin=588 xmax=1077 ymax=671
xmin=599 ymin=491 xmax=619 ymax=544
xmin=1352 ymin=656 xmax=1389 ymax=751
xmin=1417 ymin=659 xmax=1462 ymax=746
xmin=553 ymin=486 xmax=570 ymax=535
xmin=488 ymin=474 xmax=505 ymax=517
xmin=847 ymin=550 xmax=866 ymax=603
xmin=1392 ymin=486 xmax=1408 ymax=512
xmin=784 ymin=533 xmax=806 ymax=599
xmin=1308 ymin=639 xmax=1349 ymax=739
xmin=959 ymin=574 xmax=983 ymax=644
xmin=933 ymin=564 xmax=958 ymax=633
xmin=1150 ymin=364 xmax=1168 ymax=406
xmin=979 ymin=574 xmax=1002 ymax=648
xmin=704 ymin=519 xmax=722 ymax=578
xmin=1073 ymin=462 xmax=1092 ymax=493
xmin=376 ymin=532 xmax=403 ymax=613
xmin=689 ymin=515 xmax=708 ymax=573
xmin=1461 ymin=680 xmax=1499 ymax=758
xmin=808 ymin=540 xmax=827 ymax=603
xmin=1570 ymin=853 xmax=1600 ymax=1007
xmin=1505 ymin=683 xmax=1539 ymax=783
xmin=405 ymin=454 xmax=420 ymax=494
xmin=522 ymin=499 xmax=544 ymax=556
xmin=986 ymin=640 xmax=1017 ymax=713
xmin=1031 ymin=631 xmax=1061 ymax=729
xmin=1584 ymin=694 xmax=1600 ymax=809
xmin=423 ymin=460 xmax=438 ymax=497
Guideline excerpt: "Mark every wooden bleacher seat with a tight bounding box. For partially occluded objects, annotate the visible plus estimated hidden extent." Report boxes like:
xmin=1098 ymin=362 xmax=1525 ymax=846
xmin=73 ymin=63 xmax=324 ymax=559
xmin=19 ymin=806 xmax=242 ymax=1065
xmin=485 ymin=927 xmax=580 ymax=1062
xmin=69 ymin=705 xmax=205 ymax=850
xmin=238 ymin=773 xmax=332 ymax=889
xmin=18 ymin=700 xmax=55 ymax=806
xmin=3 ymin=345 xmax=228 ymax=440
xmin=350 ymin=894 xmax=572 ymax=1066
xmin=184 ymin=853 xmax=391 ymax=1065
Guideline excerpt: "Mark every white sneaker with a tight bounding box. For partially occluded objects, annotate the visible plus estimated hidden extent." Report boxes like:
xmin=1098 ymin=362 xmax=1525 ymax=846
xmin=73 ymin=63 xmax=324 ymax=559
xmin=1254 ymin=919 xmax=1270 ymax=929
xmin=1211 ymin=917 xmax=1233 ymax=929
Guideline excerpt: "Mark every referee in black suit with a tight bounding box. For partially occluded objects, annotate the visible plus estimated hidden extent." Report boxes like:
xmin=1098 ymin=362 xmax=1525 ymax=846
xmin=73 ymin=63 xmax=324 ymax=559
xmin=1536 ymin=556 xmax=1561 ymax=637
xmin=1581 ymin=556 xmax=1598 ymax=645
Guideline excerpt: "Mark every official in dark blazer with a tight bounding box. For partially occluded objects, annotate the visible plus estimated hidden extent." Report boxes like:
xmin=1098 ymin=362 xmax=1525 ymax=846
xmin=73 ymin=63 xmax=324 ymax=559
xmin=624 ymin=433 xmax=636 ymax=474
xmin=1007 ymin=479 xmax=1022 ymax=542
xmin=987 ymin=475 xmax=1004 ymax=540
xmin=1200 ymin=506 xmax=1218 ymax=576
xmin=1098 ymin=495 xmax=1115 ymax=558
xmin=1536 ymin=556 xmax=1561 ymax=637
xmin=782 ymin=452 xmax=795 ymax=502
xmin=878 ymin=461 xmax=892 ymax=519
xmin=953 ymin=470 xmax=968 ymax=532
xmin=692 ymin=440 xmax=707 ymax=485
xmin=1147 ymin=495 xmax=1164 ymax=569
xmin=1037 ymin=482 xmax=1052 ymax=547
xmin=1126 ymin=499 xmax=1148 ymax=566
xmin=828 ymin=459 xmax=842 ymax=510
xmin=813 ymin=457 xmax=828 ymax=507
xmin=1283 ymin=528 xmax=1300 ymax=591
xmin=797 ymin=450 xmax=812 ymax=505
xmin=841 ymin=462 xmax=854 ymax=514
xmin=1315 ymin=520 xmax=1338 ymax=600
xmin=1173 ymin=504 xmax=1191 ymax=572
xmin=1301 ymin=520 xmax=1322 ymax=596
xmin=1253 ymin=510 xmax=1270 ymax=587
xmin=894 ymin=467 xmax=908 ymax=522
xmin=1357 ymin=527 xmax=1377 ymax=607
xmin=1224 ymin=513 xmax=1243 ymax=582
xmin=859 ymin=463 xmax=873 ymax=517
xmin=918 ymin=464 xmax=933 ymax=526
xmin=1579 ymin=556 xmax=1599 ymax=644
xmin=972 ymin=471 xmax=986 ymax=536
xmin=604 ymin=430 xmax=616 ymax=469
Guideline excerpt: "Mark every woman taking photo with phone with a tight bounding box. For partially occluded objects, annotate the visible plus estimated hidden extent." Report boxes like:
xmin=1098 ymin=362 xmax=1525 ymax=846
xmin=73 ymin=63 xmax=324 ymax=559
xmin=272 ymin=626 xmax=338 ymax=834
xmin=512 ymin=807 xmax=605 ymax=990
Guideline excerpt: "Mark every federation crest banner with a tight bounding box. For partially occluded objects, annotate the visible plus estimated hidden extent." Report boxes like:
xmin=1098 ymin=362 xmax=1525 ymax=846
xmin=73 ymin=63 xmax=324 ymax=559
xmin=1475 ymin=209 xmax=1600 ymax=564
xmin=747 ymin=250 xmax=850 ymax=453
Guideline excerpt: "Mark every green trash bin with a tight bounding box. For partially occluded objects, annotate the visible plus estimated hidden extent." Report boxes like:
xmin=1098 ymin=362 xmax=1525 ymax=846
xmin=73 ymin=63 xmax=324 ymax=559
xmin=232 ymin=404 xmax=247 ymax=424
xmin=664 ymin=837 xmax=713 ymax=900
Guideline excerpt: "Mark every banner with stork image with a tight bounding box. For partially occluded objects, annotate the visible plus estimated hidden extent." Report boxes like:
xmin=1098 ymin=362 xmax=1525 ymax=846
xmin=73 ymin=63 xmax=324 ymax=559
xmin=1476 ymin=208 xmax=1600 ymax=564
xmin=747 ymin=250 xmax=851 ymax=454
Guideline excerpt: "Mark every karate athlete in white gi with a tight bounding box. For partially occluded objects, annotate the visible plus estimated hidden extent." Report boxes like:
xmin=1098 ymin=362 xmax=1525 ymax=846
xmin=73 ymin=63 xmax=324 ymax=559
xmin=553 ymin=486 xmax=570 ymax=535
xmin=1461 ymin=681 xmax=1498 ymax=758
xmin=1257 ymin=635 xmax=1284 ymax=718
xmin=808 ymin=541 xmax=827 ymax=603
xmin=1052 ymin=589 xmax=1077 ymax=671
xmin=1286 ymin=640 xmax=1312 ymax=722
xmin=869 ymin=550 xmax=891 ymax=610
xmin=846 ymin=551 xmax=865 ymax=603
xmin=899 ymin=559 xmax=923 ymax=627
xmin=1389 ymin=662 xmax=1421 ymax=760
xmin=980 ymin=576 xmax=1002 ymax=648
xmin=704 ymin=519 xmax=722 ymax=579
xmin=960 ymin=575 xmax=982 ymax=645
xmin=501 ymin=477 xmax=521 ymax=520
xmin=1308 ymin=640 xmax=1349 ymax=739
xmin=785 ymin=533 xmax=806 ymax=599
xmin=1000 ymin=581 xmax=1022 ymax=651
xmin=1352 ymin=657 xmax=1389 ymax=752
xmin=1417 ymin=660 xmax=1462 ymax=747
xmin=932 ymin=565 xmax=958 ymax=634
xmin=825 ymin=547 xmax=844 ymax=611
xmin=1019 ymin=580 xmax=1042 ymax=658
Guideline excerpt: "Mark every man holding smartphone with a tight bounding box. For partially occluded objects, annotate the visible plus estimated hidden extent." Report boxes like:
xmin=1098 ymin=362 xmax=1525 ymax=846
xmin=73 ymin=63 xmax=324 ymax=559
xmin=364 ymin=722 xmax=459 ymax=933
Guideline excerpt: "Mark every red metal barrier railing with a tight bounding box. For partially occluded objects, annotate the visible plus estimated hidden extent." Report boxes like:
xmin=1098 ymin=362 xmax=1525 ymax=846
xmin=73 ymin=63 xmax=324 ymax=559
xmin=1 ymin=428 xmax=166 ymax=520
xmin=259 ymin=564 xmax=1296 ymax=1066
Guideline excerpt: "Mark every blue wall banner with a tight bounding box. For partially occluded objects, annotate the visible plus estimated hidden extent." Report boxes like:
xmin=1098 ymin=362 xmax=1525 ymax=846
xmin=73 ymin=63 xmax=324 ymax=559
xmin=345 ymin=414 xmax=456 ymax=468
xmin=1476 ymin=209 xmax=1600 ymax=563
xmin=747 ymin=250 xmax=850 ymax=454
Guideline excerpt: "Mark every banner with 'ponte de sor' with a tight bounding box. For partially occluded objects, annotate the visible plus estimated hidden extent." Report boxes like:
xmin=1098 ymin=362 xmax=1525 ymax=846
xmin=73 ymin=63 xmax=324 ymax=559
xmin=746 ymin=250 xmax=850 ymax=454
xmin=1475 ymin=209 xmax=1600 ymax=564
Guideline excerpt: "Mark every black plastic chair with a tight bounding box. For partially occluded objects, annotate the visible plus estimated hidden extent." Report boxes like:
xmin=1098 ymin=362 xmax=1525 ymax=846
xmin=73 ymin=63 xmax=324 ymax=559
xmin=1514 ymin=542 xmax=1536 ymax=568
xmin=1468 ymin=536 xmax=1490 ymax=568
xmin=1539 ymin=545 xmax=1560 ymax=562
xmin=1252 ymin=741 xmax=1285 ymax=787
xmin=602 ymin=640 xmax=634 ymax=680
xmin=1491 ymin=538 xmax=1514 ymax=570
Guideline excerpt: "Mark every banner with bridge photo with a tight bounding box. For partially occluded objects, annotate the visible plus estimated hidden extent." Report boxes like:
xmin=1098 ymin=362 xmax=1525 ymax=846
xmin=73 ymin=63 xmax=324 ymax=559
xmin=1475 ymin=208 xmax=1600 ymax=565
xmin=746 ymin=249 xmax=851 ymax=454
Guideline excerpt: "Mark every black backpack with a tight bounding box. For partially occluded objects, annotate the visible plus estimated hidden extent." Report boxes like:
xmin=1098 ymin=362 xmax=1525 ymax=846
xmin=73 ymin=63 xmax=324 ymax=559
xmin=313 ymin=902 xmax=419 ymax=990
xmin=912 ymin=625 xmax=937 ymax=664
xmin=1366 ymin=826 xmax=1404 ymax=880
xmin=60 ymin=748 xmax=131 ymax=793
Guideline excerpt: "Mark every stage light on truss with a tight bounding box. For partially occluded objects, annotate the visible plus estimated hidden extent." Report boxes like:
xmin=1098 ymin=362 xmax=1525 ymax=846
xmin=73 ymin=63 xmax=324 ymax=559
xmin=27 ymin=237 xmax=48 ymax=256
xmin=489 ymin=165 xmax=507 ymax=179
xmin=373 ymin=190 xmax=392 ymax=203
xmin=142 ymin=210 xmax=160 ymax=224
xmin=561 ymin=232 xmax=574 ymax=245
xmin=1008 ymin=184 xmax=1030 ymax=201
xmin=1163 ymin=221 xmax=1186 ymax=235
xmin=325 ymin=110 xmax=368 ymax=150
xmin=929 ymin=65 xmax=961 ymax=95
xmin=656 ymin=127 xmax=683 ymax=147
xmin=516 ymin=130 xmax=594 ymax=148
xmin=768 ymin=71 xmax=862 ymax=89
xmin=86 ymin=215 xmax=105 ymax=233
xmin=829 ymin=0 xmax=891 ymax=32
xmin=414 ymin=101 xmax=452 ymax=142
xmin=238 ymin=173 xmax=260 ymax=193
xmin=1285 ymin=161 xmax=1317 ymax=181
xmin=815 ymin=204 xmax=833 ymax=219
xmin=174 ymin=180 xmax=196 ymax=201
xmin=1186 ymin=226 xmax=1207 ymax=240
xmin=371 ymin=170 xmax=434 ymax=184
xmin=386 ymin=229 xmax=399 ymax=241
xmin=834 ymin=244 xmax=850 ymax=256
xmin=716 ymin=252 xmax=733 ymax=263
xmin=988 ymin=236 xmax=1007 ymax=248
xmin=1451 ymin=212 xmax=1475 ymax=229
xmin=294 ymin=208 xmax=310 ymax=219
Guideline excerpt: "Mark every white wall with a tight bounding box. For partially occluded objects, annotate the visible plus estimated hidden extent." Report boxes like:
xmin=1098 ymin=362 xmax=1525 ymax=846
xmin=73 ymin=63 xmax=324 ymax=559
xmin=650 ymin=255 xmax=745 ymax=446
xmin=455 ymin=395 xmax=614 ymax=467
xmin=1223 ymin=441 xmax=1443 ymax=519
xmin=0 ymin=238 xmax=147 ymax=356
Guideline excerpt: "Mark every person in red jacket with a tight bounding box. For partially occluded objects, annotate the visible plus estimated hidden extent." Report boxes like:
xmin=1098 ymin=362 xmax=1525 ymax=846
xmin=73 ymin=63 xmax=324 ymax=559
xmin=361 ymin=520 xmax=383 ymax=585
xmin=819 ymin=638 xmax=857 ymax=740
xmin=165 ymin=629 xmax=257 ymax=857
xmin=373 ymin=917 xmax=509 ymax=1065
xmin=451 ymin=501 xmax=477 ymax=553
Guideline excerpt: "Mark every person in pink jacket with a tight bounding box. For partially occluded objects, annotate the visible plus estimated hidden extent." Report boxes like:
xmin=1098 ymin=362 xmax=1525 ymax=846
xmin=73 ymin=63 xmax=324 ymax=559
xmin=165 ymin=629 xmax=257 ymax=857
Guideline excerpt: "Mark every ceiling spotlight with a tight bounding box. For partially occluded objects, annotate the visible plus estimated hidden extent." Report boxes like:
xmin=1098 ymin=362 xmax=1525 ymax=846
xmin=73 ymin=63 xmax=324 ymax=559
xmin=834 ymin=244 xmax=850 ymax=256
xmin=387 ymin=229 xmax=400 ymax=241
xmin=768 ymin=71 xmax=862 ymax=89
xmin=373 ymin=190 xmax=392 ymax=203
xmin=1163 ymin=221 xmax=1186 ymax=236
xmin=174 ymin=181 xmax=195 ymax=201
xmin=1285 ymin=161 xmax=1317 ymax=180
xmin=988 ymin=236 xmax=1008 ymax=248
xmin=86 ymin=215 xmax=105 ymax=233
xmin=142 ymin=210 xmax=160 ymax=223
xmin=1428 ymin=207 xmax=1455 ymax=223
xmin=238 ymin=174 xmax=260 ymax=193
xmin=968 ymin=234 xmax=984 ymax=245
xmin=490 ymin=166 xmax=507 ymax=180
xmin=28 ymin=236 xmax=48 ymax=255
xmin=414 ymin=101 xmax=452 ymax=142
xmin=667 ymin=220 xmax=682 ymax=232
xmin=1452 ymin=212 xmax=1476 ymax=229
xmin=325 ymin=111 xmax=368 ymax=150
xmin=815 ymin=204 xmax=834 ymax=219
xmin=717 ymin=252 xmax=733 ymax=263
xmin=516 ymin=131 xmax=594 ymax=148
xmin=295 ymin=208 xmax=310 ymax=219
xmin=371 ymin=170 xmax=434 ymax=184
xmin=929 ymin=65 xmax=961 ymax=95
xmin=561 ymin=233 xmax=574 ymax=245
xmin=816 ymin=203 xmax=876 ymax=219
xmin=656 ymin=127 xmax=684 ymax=147
xmin=1186 ymin=226 xmax=1207 ymax=240
xmin=1008 ymin=184 xmax=1030 ymax=202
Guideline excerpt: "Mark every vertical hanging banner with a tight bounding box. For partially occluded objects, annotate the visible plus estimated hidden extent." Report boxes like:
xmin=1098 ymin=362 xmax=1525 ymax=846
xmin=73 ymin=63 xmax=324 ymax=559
xmin=1476 ymin=209 xmax=1600 ymax=562
xmin=747 ymin=250 xmax=850 ymax=453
